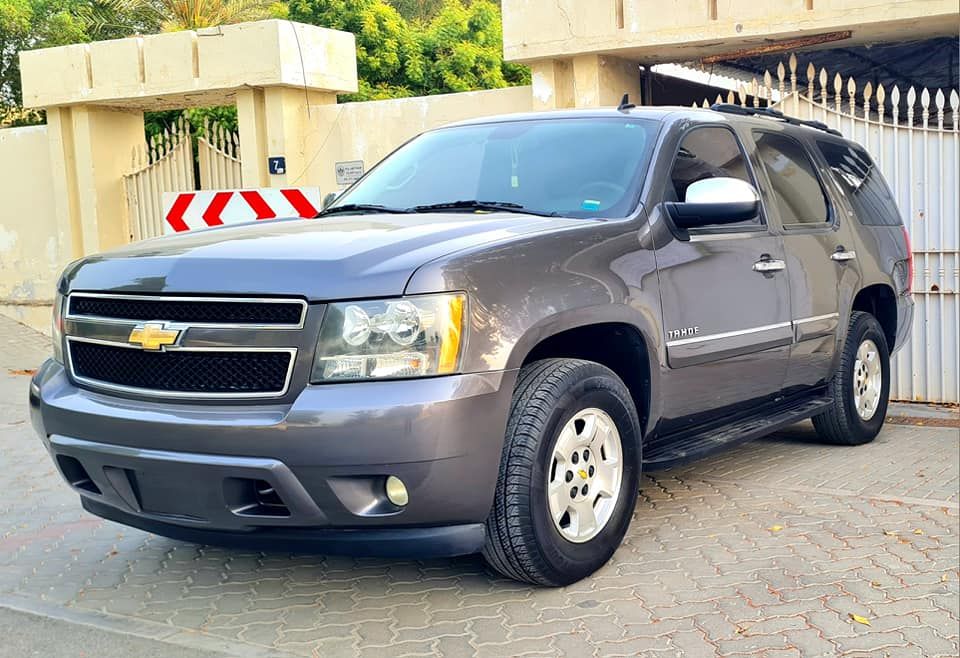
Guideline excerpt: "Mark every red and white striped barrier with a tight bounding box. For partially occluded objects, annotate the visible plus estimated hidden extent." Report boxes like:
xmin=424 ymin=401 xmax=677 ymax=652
xmin=161 ymin=188 xmax=322 ymax=234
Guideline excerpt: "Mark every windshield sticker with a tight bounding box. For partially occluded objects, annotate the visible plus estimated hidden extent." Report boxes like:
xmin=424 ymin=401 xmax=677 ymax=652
xmin=581 ymin=199 xmax=601 ymax=211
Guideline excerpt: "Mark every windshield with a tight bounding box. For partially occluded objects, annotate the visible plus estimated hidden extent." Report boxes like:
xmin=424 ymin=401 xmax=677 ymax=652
xmin=331 ymin=118 xmax=658 ymax=218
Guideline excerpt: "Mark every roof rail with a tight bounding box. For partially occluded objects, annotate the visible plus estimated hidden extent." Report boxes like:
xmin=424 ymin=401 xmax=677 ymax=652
xmin=710 ymin=103 xmax=843 ymax=137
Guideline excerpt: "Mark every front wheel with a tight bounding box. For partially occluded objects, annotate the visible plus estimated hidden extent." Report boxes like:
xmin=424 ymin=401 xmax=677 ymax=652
xmin=813 ymin=311 xmax=891 ymax=445
xmin=482 ymin=359 xmax=641 ymax=586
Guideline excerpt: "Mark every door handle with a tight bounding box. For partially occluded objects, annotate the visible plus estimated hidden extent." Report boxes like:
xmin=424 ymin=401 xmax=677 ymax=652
xmin=830 ymin=248 xmax=857 ymax=262
xmin=752 ymin=257 xmax=786 ymax=273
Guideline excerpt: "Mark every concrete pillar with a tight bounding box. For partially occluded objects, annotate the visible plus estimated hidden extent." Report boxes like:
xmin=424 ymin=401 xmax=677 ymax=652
xmin=530 ymin=59 xmax=575 ymax=110
xmin=571 ymin=55 xmax=642 ymax=108
xmin=45 ymin=105 xmax=144 ymax=257
xmin=529 ymin=54 xmax=641 ymax=111
xmin=237 ymin=87 xmax=338 ymax=189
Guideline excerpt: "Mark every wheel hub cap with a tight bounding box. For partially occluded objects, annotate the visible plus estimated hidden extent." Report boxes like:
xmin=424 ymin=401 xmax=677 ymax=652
xmin=853 ymin=338 xmax=882 ymax=421
xmin=547 ymin=408 xmax=623 ymax=543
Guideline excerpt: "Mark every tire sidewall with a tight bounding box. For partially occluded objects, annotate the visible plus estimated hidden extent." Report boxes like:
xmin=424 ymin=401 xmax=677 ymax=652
xmin=843 ymin=315 xmax=891 ymax=438
xmin=527 ymin=370 xmax=641 ymax=582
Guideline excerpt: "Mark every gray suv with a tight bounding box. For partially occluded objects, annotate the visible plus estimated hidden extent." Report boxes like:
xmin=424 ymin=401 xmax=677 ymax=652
xmin=30 ymin=104 xmax=914 ymax=586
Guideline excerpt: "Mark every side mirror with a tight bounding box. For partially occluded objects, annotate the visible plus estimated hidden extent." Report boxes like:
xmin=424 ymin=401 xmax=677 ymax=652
xmin=664 ymin=177 xmax=760 ymax=230
xmin=322 ymin=192 xmax=340 ymax=210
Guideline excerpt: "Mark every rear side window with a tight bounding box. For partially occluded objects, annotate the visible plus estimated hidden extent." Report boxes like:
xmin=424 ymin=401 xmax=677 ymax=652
xmin=816 ymin=140 xmax=902 ymax=226
xmin=668 ymin=126 xmax=761 ymax=229
xmin=753 ymin=131 xmax=830 ymax=226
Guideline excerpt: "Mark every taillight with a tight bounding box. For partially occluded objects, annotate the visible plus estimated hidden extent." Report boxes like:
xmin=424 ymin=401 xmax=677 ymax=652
xmin=902 ymin=225 xmax=914 ymax=294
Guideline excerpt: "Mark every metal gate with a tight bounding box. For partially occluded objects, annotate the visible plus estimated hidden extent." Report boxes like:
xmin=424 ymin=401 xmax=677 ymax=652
xmin=124 ymin=117 xmax=195 ymax=242
xmin=693 ymin=55 xmax=959 ymax=403
xmin=198 ymin=119 xmax=242 ymax=190
xmin=123 ymin=115 xmax=242 ymax=242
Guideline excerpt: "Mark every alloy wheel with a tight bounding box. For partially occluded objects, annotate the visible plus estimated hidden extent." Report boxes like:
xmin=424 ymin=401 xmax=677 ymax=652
xmin=546 ymin=408 xmax=623 ymax=543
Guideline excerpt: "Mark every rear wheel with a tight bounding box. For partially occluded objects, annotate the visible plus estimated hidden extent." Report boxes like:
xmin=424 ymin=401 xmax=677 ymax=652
xmin=482 ymin=358 xmax=641 ymax=586
xmin=813 ymin=311 xmax=890 ymax=445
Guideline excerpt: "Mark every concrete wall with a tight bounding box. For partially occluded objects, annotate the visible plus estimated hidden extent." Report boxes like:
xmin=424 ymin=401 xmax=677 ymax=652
xmin=0 ymin=125 xmax=61 ymax=332
xmin=503 ymin=0 xmax=959 ymax=64
xmin=295 ymin=86 xmax=534 ymax=194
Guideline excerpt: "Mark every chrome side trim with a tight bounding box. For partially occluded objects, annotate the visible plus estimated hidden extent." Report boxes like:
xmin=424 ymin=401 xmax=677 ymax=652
xmin=689 ymin=230 xmax=770 ymax=242
xmin=66 ymin=293 xmax=308 ymax=330
xmin=65 ymin=336 xmax=298 ymax=400
xmin=666 ymin=321 xmax=793 ymax=347
xmin=795 ymin=313 xmax=840 ymax=324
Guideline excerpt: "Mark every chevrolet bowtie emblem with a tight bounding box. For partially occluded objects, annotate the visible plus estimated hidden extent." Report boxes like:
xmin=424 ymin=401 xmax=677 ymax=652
xmin=128 ymin=322 xmax=181 ymax=351
xmin=578 ymin=469 xmax=589 ymax=480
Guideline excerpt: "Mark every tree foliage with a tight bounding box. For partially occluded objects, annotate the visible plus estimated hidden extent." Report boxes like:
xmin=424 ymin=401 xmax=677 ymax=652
xmin=421 ymin=0 xmax=525 ymax=94
xmin=288 ymin=0 xmax=527 ymax=101
xmin=386 ymin=0 xmax=443 ymax=23
xmin=1 ymin=0 xmax=89 ymax=123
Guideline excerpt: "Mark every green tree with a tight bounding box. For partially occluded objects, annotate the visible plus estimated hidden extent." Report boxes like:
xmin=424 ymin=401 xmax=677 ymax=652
xmin=76 ymin=0 xmax=162 ymax=40
xmin=1 ymin=0 xmax=89 ymax=124
xmin=422 ymin=0 xmax=527 ymax=94
xmin=288 ymin=0 xmax=425 ymax=100
xmin=288 ymin=0 xmax=526 ymax=101
xmin=386 ymin=0 xmax=442 ymax=23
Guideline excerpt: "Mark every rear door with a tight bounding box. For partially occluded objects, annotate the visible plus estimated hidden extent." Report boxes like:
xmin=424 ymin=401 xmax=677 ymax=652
xmin=654 ymin=124 xmax=792 ymax=425
xmin=747 ymin=128 xmax=859 ymax=391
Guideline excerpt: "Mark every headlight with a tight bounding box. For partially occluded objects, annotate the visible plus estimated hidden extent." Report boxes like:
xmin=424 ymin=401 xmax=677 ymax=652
xmin=312 ymin=293 xmax=466 ymax=382
xmin=52 ymin=292 xmax=65 ymax=364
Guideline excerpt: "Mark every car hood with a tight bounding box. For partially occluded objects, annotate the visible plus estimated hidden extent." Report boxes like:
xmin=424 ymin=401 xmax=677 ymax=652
xmin=62 ymin=213 xmax=585 ymax=300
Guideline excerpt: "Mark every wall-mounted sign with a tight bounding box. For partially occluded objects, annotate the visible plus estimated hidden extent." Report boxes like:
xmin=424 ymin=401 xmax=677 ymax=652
xmin=268 ymin=156 xmax=286 ymax=175
xmin=335 ymin=160 xmax=364 ymax=186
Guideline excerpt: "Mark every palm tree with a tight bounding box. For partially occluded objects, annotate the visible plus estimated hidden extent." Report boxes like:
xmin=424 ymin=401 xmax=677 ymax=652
xmin=82 ymin=0 xmax=280 ymax=38
xmin=155 ymin=0 xmax=281 ymax=31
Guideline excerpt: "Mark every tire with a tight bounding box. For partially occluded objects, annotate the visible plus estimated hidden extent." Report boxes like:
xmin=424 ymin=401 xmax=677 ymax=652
xmin=482 ymin=358 xmax=642 ymax=586
xmin=812 ymin=311 xmax=890 ymax=446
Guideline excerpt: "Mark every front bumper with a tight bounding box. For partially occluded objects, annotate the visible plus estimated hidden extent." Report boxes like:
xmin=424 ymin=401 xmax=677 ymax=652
xmin=30 ymin=360 xmax=516 ymax=557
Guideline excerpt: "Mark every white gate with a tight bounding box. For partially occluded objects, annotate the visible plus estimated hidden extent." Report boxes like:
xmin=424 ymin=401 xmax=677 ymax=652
xmin=693 ymin=55 xmax=959 ymax=403
xmin=123 ymin=116 xmax=243 ymax=242
xmin=198 ymin=120 xmax=243 ymax=190
xmin=123 ymin=117 xmax=195 ymax=242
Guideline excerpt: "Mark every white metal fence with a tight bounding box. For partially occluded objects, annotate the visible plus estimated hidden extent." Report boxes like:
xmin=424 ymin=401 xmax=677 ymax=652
xmin=123 ymin=117 xmax=195 ymax=242
xmin=694 ymin=55 xmax=959 ymax=403
xmin=198 ymin=120 xmax=242 ymax=190
xmin=124 ymin=116 xmax=243 ymax=242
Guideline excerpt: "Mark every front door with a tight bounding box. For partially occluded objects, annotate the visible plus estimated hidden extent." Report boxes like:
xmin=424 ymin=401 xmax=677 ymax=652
xmin=747 ymin=129 xmax=856 ymax=392
xmin=653 ymin=125 xmax=792 ymax=427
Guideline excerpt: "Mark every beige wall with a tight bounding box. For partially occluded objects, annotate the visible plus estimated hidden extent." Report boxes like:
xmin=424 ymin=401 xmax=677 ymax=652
xmin=0 ymin=125 xmax=61 ymax=331
xmin=294 ymin=86 xmax=534 ymax=195
xmin=503 ymin=0 xmax=958 ymax=64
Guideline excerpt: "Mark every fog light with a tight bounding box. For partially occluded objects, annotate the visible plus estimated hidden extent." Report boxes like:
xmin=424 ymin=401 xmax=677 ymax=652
xmin=385 ymin=475 xmax=408 ymax=507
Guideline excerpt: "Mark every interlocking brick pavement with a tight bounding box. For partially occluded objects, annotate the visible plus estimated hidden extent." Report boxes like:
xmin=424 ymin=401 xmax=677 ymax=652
xmin=1 ymin=314 xmax=957 ymax=657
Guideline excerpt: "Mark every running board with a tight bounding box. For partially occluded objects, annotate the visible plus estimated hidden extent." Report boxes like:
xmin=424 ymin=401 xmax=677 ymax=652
xmin=642 ymin=396 xmax=834 ymax=471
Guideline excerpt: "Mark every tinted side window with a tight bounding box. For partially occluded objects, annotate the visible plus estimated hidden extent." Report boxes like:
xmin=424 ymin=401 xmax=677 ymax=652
xmin=669 ymin=126 xmax=760 ymax=228
xmin=753 ymin=131 xmax=829 ymax=226
xmin=816 ymin=140 xmax=902 ymax=226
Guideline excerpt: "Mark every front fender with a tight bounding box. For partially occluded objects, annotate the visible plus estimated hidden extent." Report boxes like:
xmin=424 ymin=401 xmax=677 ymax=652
xmin=404 ymin=218 xmax=665 ymax=430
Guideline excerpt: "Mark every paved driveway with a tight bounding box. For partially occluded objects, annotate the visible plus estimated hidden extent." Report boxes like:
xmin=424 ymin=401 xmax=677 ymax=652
xmin=1 ymin=315 xmax=957 ymax=657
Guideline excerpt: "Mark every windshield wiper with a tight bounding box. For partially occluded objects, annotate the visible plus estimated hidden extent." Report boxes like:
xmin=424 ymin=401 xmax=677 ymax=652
xmin=317 ymin=203 xmax=412 ymax=217
xmin=409 ymin=200 xmax=559 ymax=217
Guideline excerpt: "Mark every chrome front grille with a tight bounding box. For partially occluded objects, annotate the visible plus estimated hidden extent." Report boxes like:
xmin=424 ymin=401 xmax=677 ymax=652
xmin=67 ymin=293 xmax=306 ymax=328
xmin=63 ymin=293 xmax=307 ymax=400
